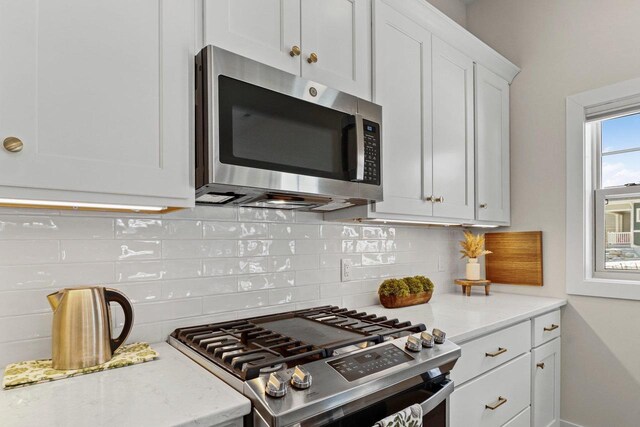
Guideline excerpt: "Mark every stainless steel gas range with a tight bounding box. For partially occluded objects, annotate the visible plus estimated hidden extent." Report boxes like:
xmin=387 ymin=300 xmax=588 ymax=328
xmin=168 ymin=306 xmax=460 ymax=426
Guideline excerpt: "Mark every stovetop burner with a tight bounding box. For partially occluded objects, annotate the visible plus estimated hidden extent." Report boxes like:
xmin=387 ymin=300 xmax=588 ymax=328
xmin=170 ymin=305 xmax=426 ymax=380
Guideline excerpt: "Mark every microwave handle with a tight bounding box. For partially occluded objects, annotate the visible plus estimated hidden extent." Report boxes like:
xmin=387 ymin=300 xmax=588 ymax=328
xmin=420 ymin=379 xmax=454 ymax=414
xmin=353 ymin=113 xmax=365 ymax=181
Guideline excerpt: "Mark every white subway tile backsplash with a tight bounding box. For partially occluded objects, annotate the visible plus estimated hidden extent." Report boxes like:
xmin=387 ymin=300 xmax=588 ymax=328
xmin=238 ymin=207 xmax=294 ymax=222
xmin=0 ymin=262 xmax=114 ymax=290
xmin=0 ymin=240 xmax=60 ymax=265
xmin=203 ymin=221 xmax=269 ymax=239
xmin=61 ymin=240 xmax=161 ymax=262
xmin=116 ymin=218 xmax=202 ymax=240
xmin=162 ymin=277 xmax=238 ymax=299
xmin=0 ymin=206 xmax=462 ymax=366
xmin=116 ymin=259 xmax=202 ymax=282
xmin=319 ymin=224 xmax=360 ymax=239
xmin=162 ymin=239 xmax=236 ymax=259
xmin=269 ymin=224 xmax=319 ymax=239
xmin=238 ymin=272 xmax=295 ymax=292
xmin=203 ymin=291 xmax=269 ymax=313
xmin=0 ymin=215 xmax=114 ymax=239
xmin=237 ymin=239 xmax=295 ymax=257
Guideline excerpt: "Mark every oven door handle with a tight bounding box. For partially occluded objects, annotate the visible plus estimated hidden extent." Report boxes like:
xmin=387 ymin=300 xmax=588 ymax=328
xmin=420 ymin=379 xmax=454 ymax=414
xmin=353 ymin=113 xmax=365 ymax=182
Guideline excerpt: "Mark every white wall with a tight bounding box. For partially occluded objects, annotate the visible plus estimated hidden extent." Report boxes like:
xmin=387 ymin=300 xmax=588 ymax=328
xmin=466 ymin=0 xmax=640 ymax=426
xmin=0 ymin=206 xmax=461 ymax=368
xmin=427 ymin=0 xmax=467 ymax=27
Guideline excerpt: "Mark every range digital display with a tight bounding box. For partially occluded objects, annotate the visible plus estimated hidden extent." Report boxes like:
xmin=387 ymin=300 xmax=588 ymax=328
xmin=328 ymin=344 xmax=414 ymax=382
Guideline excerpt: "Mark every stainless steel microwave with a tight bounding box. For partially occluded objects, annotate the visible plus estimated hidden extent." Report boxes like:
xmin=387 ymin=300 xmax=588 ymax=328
xmin=194 ymin=46 xmax=383 ymax=211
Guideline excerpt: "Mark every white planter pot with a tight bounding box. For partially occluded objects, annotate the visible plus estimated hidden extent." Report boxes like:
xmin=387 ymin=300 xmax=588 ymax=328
xmin=466 ymin=258 xmax=480 ymax=280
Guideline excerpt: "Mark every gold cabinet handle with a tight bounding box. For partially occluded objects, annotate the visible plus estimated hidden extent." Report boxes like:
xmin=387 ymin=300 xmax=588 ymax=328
xmin=485 ymin=347 xmax=507 ymax=357
xmin=480 ymin=203 xmax=488 ymax=209
xmin=425 ymin=196 xmax=434 ymax=202
xmin=544 ymin=324 xmax=559 ymax=332
xmin=289 ymin=45 xmax=301 ymax=57
xmin=307 ymin=52 xmax=318 ymax=64
xmin=537 ymin=362 xmax=545 ymax=369
xmin=434 ymin=196 xmax=444 ymax=203
xmin=485 ymin=396 xmax=508 ymax=410
xmin=3 ymin=137 xmax=23 ymax=153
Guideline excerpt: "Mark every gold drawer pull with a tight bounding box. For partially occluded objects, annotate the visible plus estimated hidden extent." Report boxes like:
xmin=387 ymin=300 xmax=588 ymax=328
xmin=544 ymin=324 xmax=559 ymax=332
xmin=537 ymin=362 xmax=545 ymax=369
xmin=485 ymin=347 xmax=507 ymax=357
xmin=485 ymin=396 xmax=508 ymax=410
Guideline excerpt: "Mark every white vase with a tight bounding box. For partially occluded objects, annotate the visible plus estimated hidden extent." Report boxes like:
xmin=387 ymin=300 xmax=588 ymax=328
xmin=466 ymin=258 xmax=480 ymax=280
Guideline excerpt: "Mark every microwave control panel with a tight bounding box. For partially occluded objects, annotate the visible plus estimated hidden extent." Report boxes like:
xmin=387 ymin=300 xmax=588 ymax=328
xmin=362 ymin=120 xmax=381 ymax=185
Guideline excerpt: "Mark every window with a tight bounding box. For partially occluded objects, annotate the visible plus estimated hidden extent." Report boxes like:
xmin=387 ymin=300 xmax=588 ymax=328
xmin=566 ymin=78 xmax=640 ymax=300
xmin=590 ymin=113 xmax=640 ymax=277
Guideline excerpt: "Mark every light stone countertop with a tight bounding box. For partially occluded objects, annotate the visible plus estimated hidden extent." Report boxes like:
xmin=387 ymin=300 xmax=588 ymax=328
xmin=362 ymin=291 xmax=567 ymax=343
xmin=1 ymin=292 xmax=565 ymax=427
xmin=0 ymin=342 xmax=250 ymax=427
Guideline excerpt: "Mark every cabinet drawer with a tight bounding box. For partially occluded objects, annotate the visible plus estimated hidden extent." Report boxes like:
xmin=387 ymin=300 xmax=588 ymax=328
xmin=450 ymin=321 xmax=531 ymax=385
xmin=532 ymin=310 xmax=561 ymax=347
xmin=503 ymin=407 xmax=531 ymax=427
xmin=450 ymin=353 xmax=531 ymax=427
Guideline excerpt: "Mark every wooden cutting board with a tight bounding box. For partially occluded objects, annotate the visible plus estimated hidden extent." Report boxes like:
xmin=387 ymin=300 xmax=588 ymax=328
xmin=484 ymin=231 xmax=543 ymax=286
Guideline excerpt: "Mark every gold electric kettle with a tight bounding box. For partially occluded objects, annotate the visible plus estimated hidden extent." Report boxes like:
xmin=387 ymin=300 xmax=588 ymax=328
xmin=47 ymin=286 xmax=134 ymax=370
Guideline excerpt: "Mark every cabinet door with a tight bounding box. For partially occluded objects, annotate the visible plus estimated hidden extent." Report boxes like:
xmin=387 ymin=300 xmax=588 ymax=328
xmin=476 ymin=64 xmax=510 ymax=223
xmin=430 ymin=37 xmax=475 ymax=220
xmin=203 ymin=0 xmax=301 ymax=75
xmin=300 ymin=0 xmax=371 ymax=99
xmin=371 ymin=0 xmax=432 ymax=216
xmin=0 ymin=0 xmax=194 ymax=207
xmin=532 ymin=338 xmax=561 ymax=427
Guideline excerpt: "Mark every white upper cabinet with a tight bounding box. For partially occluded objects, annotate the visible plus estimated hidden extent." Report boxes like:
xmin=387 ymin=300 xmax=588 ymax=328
xmin=431 ymin=37 xmax=475 ymax=220
xmin=203 ymin=0 xmax=371 ymax=99
xmin=300 ymin=0 xmax=371 ymax=98
xmin=0 ymin=0 xmax=195 ymax=208
xmin=371 ymin=1 xmax=432 ymax=216
xmin=203 ymin=0 xmax=301 ymax=75
xmin=476 ymin=63 xmax=510 ymax=223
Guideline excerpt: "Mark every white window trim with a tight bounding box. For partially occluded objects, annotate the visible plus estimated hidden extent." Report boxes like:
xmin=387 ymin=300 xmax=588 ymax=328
xmin=566 ymin=77 xmax=640 ymax=300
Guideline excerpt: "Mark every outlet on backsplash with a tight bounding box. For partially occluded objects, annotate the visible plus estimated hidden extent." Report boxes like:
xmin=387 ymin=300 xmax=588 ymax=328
xmin=341 ymin=258 xmax=353 ymax=282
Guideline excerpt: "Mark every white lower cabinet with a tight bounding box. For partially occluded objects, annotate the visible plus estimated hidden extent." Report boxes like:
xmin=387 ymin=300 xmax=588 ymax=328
xmin=504 ymin=408 xmax=531 ymax=427
xmin=450 ymin=353 xmax=531 ymax=427
xmin=450 ymin=309 xmax=562 ymax=427
xmin=532 ymin=338 xmax=561 ymax=427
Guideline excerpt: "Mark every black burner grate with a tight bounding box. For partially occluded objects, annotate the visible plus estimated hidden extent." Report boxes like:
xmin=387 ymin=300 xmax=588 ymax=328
xmin=170 ymin=306 xmax=426 ymax=380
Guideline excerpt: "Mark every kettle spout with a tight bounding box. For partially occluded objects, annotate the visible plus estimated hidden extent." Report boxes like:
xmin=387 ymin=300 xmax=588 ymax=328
xmin=47 ymin=291 xmax=64 ymax=311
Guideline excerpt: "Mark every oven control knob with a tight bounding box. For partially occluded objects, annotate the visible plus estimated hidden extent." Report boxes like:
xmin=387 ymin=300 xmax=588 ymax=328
xmin=405 ymin=335 xmax=423 ymax=352
xmin=290 ymin=366 xmax=312 ymax=390
xmin=432 ymin=328 xmax=446 ymax=344
xmin=265 ymin=372 xmax=288 ymax=398
xmin=421 ymin=331 xmax=434 ymax=348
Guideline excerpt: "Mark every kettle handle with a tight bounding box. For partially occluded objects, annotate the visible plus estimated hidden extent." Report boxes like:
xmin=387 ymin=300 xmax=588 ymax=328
xmin=105 ymin=288 xmax=134 ymax=354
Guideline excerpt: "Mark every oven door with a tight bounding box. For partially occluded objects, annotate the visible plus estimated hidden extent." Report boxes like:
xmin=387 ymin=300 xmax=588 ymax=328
xmin=199 ymin=45 xmax=383 ymax=202
xmin=320 ymin=378 xmax=453 ymax=427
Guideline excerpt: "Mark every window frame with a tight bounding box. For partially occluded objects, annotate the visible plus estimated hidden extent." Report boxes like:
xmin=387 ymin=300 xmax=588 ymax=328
xmin=566 ymin=77 xmax=640 ymax=301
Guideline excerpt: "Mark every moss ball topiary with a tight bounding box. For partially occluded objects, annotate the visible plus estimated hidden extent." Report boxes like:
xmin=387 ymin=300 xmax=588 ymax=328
xmin=378 ymin=278 xmax=410 ymax=297
xmin=403 ymin=277 xmax=424 ymax=294
xmin=414 ymin=275 xmax=435 ymax=292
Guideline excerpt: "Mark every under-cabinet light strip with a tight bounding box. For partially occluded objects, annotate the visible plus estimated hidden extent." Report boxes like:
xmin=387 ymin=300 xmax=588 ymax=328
xmin=0 ymin=198 xmax=167 ymax=212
